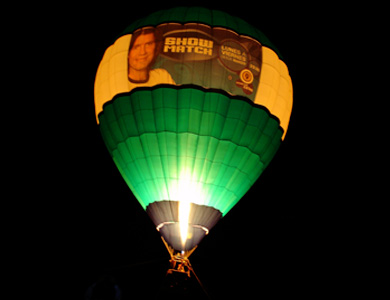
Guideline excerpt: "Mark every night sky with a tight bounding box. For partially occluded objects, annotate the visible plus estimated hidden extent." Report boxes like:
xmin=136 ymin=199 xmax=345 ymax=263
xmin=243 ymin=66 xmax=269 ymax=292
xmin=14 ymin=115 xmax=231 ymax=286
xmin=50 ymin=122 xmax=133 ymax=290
xmin=38 ymin=2 xmax=349 ymax=299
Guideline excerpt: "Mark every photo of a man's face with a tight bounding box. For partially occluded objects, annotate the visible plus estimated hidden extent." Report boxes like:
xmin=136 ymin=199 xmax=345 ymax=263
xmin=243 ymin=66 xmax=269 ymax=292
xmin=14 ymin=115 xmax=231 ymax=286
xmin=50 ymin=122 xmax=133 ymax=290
xmin=127 ymin=27 xmax=175 ymax=87
xmin=128 ymin=33 xmax=156 ymax=72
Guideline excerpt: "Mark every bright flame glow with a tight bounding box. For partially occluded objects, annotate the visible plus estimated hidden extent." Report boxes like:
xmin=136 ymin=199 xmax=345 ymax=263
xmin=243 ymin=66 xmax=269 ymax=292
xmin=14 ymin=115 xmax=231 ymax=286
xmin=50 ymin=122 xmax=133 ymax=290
xmin=172 ymin=169 xmax=206 ymax=248
xmin=169 ymin=169 xmax=206 ymax=205
xmin=179 ymin=201 xmax=190 ymax=248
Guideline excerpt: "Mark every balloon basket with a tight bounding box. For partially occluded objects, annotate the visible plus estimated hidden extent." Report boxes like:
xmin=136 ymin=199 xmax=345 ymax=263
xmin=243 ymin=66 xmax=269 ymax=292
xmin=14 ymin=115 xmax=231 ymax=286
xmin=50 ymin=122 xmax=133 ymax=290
xmin=161 ymin=236 xmax=197 ymax=277
xmin=160 ymin=237 xmax=212 ymax=299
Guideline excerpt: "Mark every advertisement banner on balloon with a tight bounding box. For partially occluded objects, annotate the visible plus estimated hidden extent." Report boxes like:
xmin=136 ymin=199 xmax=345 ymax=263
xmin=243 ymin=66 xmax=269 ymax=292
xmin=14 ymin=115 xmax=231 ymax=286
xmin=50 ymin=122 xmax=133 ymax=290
xmin=127 ymin=23 xmax=262 ymax=101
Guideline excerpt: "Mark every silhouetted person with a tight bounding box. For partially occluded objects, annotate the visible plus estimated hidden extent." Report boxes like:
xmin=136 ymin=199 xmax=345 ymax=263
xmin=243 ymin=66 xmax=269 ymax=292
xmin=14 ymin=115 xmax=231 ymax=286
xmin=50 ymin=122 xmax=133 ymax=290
xmin=85 ymin=275 xmax=121 ymax=300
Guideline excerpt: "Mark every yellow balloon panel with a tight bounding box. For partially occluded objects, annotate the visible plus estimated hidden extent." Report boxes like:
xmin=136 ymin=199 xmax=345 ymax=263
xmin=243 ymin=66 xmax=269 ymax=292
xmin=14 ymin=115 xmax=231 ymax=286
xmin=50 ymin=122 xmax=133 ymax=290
xmin=94 ymin=34 xmax=131 ymax=119
xmin=255 ymin=47 xmax=293 ymax=139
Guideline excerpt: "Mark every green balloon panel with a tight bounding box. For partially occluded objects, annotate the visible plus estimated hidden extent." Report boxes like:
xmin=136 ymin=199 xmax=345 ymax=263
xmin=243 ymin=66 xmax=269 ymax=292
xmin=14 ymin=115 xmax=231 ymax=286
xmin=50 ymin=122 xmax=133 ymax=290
xmin=99 ymin=86 xmax=282 ymax=216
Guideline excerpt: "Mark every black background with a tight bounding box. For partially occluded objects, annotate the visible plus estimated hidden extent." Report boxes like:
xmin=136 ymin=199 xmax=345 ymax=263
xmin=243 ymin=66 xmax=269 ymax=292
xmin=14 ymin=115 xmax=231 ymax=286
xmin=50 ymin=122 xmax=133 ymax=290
xmin=24 ymin=2 xmax=356 ymax=299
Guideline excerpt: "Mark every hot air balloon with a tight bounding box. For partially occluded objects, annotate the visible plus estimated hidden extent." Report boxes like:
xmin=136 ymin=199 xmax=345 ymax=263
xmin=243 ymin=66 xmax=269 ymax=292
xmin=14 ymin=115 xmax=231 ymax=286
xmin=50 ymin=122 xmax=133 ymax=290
xmin=94 ymin=7 xmax=292 ymax=274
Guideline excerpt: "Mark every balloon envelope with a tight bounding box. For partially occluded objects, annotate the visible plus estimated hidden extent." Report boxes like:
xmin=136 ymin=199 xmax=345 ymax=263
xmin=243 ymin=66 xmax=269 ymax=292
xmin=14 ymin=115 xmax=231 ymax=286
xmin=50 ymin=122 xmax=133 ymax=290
xmin=94 ymin=7 xmax=293 ymax=252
